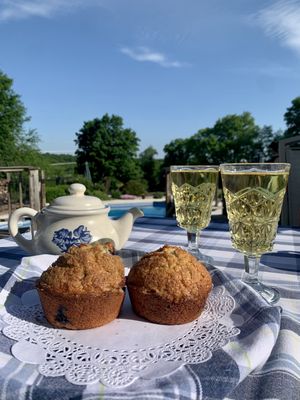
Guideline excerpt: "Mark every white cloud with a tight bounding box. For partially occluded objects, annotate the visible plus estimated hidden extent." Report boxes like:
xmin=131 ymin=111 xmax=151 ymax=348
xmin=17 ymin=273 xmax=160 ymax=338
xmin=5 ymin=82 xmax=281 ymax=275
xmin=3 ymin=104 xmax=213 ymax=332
xmin=120 ymin=46 xmax=187 ymax=68
xmin=0 ymin=0 xmax=98 ymax=21
xmin=257 ymin=0 xmax=300 ymax=55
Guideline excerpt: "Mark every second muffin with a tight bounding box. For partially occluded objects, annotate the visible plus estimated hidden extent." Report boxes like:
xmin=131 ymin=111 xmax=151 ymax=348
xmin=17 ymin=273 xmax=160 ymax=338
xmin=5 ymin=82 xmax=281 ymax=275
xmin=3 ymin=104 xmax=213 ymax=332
xmin=127 ymin=245 xmax=212 ymax=325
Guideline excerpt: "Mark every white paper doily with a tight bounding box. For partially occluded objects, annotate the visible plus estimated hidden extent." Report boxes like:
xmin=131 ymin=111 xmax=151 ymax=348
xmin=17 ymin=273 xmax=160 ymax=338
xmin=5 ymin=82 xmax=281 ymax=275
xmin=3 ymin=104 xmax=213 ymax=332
xmin=1 ymin=285 xmax=239 ymax=388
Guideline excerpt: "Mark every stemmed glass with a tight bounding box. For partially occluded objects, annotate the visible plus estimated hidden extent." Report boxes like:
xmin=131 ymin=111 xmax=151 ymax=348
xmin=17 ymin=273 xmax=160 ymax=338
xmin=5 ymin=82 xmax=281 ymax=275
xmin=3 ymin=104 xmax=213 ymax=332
xmin=170 ymin=165 xmax=219 ymax=263
xmin=220 ymin=163 xmax=290 ymax=304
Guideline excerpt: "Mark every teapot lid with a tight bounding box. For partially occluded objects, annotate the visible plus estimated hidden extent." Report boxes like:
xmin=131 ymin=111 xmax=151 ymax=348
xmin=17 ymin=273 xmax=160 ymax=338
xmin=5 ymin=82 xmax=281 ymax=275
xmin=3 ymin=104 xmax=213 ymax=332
xmin=46 ymin=183 xmax=106 ymax=214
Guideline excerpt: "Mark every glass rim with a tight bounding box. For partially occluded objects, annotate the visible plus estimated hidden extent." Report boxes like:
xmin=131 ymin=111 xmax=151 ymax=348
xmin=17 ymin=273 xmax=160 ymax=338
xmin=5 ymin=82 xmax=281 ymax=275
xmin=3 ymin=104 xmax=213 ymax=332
xmin=220 ymin=163 xmax=290 ymax=167
xmin=170 ymin=165 xmax=219 ymax=169
xmin=220 ymin=163 xmax=290 ymax=172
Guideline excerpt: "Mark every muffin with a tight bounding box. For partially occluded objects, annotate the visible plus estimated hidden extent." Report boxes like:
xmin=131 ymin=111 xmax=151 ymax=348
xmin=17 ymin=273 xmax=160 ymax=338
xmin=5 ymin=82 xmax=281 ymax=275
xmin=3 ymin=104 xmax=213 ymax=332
xmin=127 ymin=245 xmax=212 ymax=325
xmin=36 ymin=243 xmax=125 ymax=330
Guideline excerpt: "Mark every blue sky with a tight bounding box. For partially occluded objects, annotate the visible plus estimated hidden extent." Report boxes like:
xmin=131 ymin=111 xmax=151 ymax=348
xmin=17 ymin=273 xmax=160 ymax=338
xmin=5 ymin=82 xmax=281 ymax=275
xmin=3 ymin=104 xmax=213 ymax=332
xmin=0 ymin=0 xmax=300 ymax=157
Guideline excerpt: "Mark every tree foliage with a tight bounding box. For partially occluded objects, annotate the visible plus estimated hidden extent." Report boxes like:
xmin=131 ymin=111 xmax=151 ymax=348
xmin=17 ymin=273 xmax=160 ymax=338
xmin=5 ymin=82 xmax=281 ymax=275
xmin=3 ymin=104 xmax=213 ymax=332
xmin=163 ymin=112 xmax=280 ymax=166
xmin=284 ymin=97 xmax=300 ymax=138
xmin=0 ymin=70 xmax=40 ymax=165
xmin=163 ymin=138 xmax=191 ymax=165
xmin=257 ymin=126 xmax=283 ymax=162
xmin=42 ymin=153 xmax=76 ymax=164
xmin=139 ymin=146 xmax=163 ymax=191
xmin=75 ymin=114 xmax=142 ymax=192
xmin=193 ymin=112 xmax=261 ymax=164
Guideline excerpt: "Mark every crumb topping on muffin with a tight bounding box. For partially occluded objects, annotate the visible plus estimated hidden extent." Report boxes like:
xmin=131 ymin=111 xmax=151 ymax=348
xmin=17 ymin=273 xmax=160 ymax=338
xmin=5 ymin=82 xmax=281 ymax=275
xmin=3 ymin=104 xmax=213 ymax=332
xmin=38 ymin=243 xmax=125 ymax=294
xmin=127 ymin=245 xmax=212 ymax=303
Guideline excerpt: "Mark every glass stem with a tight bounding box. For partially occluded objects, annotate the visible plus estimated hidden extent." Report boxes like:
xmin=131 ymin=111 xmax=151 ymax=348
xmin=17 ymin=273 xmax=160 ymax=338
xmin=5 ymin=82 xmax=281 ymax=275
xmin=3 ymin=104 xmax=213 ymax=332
xmin=187 ymin=231 xmax=199 ymax=254
xmin=243 ymin=255 xmax=260 ymax=285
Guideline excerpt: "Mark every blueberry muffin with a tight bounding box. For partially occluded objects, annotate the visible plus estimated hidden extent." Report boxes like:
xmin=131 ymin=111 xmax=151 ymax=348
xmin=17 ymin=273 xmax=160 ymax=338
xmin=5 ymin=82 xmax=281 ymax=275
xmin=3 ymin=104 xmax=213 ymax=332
xmin=127 ymin=245 xmax=212 ymax=325
xmin=36 ymin=243 xmax=125 ymax=329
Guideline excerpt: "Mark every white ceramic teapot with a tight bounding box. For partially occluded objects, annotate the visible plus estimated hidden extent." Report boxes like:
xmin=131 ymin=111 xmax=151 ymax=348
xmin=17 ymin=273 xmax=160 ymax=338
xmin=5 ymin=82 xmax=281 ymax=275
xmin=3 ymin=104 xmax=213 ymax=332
xmin=8 ymin=183 xmax=144 ymax=255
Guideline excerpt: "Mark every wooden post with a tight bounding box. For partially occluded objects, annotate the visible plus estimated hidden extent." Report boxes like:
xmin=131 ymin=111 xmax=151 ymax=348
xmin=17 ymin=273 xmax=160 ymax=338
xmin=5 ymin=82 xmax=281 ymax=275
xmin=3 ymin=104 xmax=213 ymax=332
xmin=29 ymin=169 xmax=41 ymax=211
xmin=18 ymin=173 xmax=23 ymax=207
xmin=6 ymin=172 xmax=11 ymax=215
xmin=40 ymin=170 xmax=46 ymax=207
xmin=165 ymin=168 xmax=174 ymax=217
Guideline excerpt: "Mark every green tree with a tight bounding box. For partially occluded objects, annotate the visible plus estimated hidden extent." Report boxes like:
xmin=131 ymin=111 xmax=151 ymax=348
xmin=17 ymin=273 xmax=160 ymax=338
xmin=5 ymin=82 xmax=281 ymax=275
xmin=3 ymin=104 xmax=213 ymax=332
xmin=163 ymin=138 xmax=191 ymax=166
xmin=163 ymin=112 xmax=264 ymax=166
xmin=187 ymin=127 xmax=214 ymax=164
xmin=284 ymin=97 xmax=300 ymax=138
xmin=139 ymin=146 xmax=163 ymax=191
xmin=75 ymin=114 xmax=142 ymax=192
xmin=257 ymin=126 xmax=283 ymax=162
xmin=0 ymin=70 xmax=40 ymax=165
xmin=187 ymin=112 xmax=261 ymax=164
xmin=208 ymin=112 xmax=260 ymax=163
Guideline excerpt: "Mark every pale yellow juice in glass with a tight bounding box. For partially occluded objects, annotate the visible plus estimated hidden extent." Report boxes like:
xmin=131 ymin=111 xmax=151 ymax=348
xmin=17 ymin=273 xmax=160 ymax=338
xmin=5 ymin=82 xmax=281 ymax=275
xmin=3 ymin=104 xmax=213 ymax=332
xmin=170 ymin=169 xmax=218 ymax=233
xmin=221 ymin=171 xmax=289 ymax=256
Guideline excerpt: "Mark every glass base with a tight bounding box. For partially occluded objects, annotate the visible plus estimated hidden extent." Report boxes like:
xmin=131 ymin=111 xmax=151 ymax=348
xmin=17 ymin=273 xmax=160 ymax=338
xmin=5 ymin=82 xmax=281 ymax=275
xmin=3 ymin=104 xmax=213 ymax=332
xmin=242 ymin=256 xmax=281 ymax=305
xmin=242 ymin=273 xmax=280 ymax=305
xmin=197 ymin=251 xmax=213 ymax=265
xmin=187 ymin=246 xmax=213 ymax=265
xmin=186 ymin=231 xmax=213 ymax=265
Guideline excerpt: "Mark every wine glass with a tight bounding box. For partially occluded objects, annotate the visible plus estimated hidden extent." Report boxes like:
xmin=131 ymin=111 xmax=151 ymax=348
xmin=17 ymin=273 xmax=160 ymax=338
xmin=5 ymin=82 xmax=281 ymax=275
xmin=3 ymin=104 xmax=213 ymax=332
xmin=220 ymin=163 xmax=290 ymax=304
xmin=170 ymin=165 xmax=219 ymax=263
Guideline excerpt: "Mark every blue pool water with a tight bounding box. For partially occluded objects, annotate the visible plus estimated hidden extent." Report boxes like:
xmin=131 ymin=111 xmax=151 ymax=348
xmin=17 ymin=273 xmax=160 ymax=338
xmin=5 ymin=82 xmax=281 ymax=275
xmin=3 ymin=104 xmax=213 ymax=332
xmin=108 ymin=201 xmax=166 ymax=218
xmin=0 ymin=202 xmax=166 ymax=234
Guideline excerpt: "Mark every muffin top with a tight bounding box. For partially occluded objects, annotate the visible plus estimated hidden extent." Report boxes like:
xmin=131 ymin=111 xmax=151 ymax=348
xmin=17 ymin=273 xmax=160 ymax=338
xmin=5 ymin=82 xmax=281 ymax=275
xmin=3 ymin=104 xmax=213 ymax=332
xmin=37 ymin=243 xmax=125 ymax=295
xmin=127 ymin=245 xmax=212 ymax=303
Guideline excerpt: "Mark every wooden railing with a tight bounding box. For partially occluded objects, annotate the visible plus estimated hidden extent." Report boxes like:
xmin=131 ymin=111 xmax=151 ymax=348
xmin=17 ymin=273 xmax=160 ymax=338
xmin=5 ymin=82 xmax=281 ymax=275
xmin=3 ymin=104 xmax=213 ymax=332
xmin=0 ymin=166 xmax=46 ymax=215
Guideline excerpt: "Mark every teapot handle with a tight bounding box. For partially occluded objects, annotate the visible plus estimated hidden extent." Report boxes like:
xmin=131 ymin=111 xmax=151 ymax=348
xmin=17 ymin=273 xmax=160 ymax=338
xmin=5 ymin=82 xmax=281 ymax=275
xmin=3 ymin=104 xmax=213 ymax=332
xmin=8 ymin=207 xmax=38 ymax=254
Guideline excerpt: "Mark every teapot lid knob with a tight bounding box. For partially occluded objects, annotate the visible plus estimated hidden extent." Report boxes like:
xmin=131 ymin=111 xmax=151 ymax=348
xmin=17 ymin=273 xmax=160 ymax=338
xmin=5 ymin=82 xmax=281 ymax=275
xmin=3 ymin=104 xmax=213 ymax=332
xmin=69 ymin=183 xmax=86 ymax=196
xmin=46 ymin=182 xmax=105 ymax=213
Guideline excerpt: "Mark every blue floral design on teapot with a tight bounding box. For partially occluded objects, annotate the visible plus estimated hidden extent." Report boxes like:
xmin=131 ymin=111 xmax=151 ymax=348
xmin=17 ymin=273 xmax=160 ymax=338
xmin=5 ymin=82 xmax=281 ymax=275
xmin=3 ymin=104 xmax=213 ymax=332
xmin=52 ymin=225 xmax=92 ymax=252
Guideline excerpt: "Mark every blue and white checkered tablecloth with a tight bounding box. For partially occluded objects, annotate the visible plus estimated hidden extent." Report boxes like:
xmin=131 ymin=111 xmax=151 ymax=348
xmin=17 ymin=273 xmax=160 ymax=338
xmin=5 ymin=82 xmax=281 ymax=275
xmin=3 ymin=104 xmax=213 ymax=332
xmin=0 ymin=218 xmax=299 ymax=400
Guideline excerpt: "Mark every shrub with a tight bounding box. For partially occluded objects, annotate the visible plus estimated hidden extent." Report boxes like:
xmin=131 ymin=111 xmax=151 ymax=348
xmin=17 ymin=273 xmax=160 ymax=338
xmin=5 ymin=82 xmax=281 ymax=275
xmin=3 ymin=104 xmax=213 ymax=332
xmin=153 ymin=192 xmax=164 ymax=199
xmin=71 ymin=175 xmax=94 ymax=191
xmin=111 ymin=190 xmax=121 ymax=199
xmin=46 ymin=185 xmax=68 ymax=203
xmin=93 ymin=181 xmax=106 ymax=192
xmin=123 ymin=179 xmax=148 ymax=196
xmin=90 ymin=190 xmax=110 ymax=201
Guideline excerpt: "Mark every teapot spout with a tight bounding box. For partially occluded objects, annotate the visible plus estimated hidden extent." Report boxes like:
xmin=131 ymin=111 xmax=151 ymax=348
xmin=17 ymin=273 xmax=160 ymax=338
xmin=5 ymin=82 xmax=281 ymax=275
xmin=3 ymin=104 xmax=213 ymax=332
xmin=112 ymin=207 xmax=144 ymax=250
xmin=128 ymin=207 xmax=144 ymax=221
